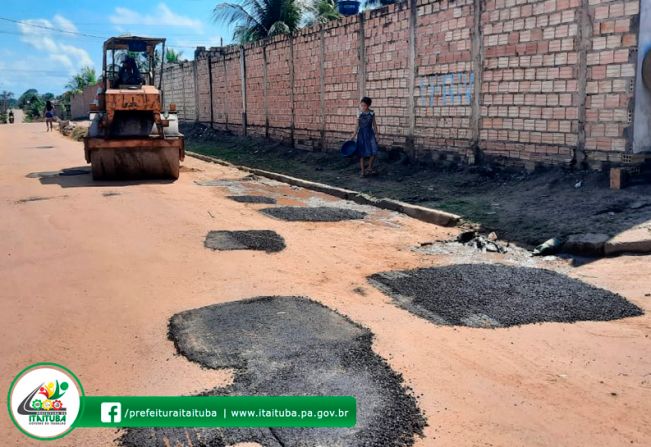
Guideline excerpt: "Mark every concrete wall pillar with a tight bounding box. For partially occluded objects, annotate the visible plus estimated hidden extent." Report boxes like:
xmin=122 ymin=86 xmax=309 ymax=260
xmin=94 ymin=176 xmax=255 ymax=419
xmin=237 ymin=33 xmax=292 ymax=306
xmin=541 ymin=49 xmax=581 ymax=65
xmin=319 ymin=27 xmax=326 ymax=151
xmin=357 ymin=14 xmax=367 ymax=100
xmin=263 ymin=45 xmax=270 ymax=139
xmin=470 ymin=0 xmax=484 ymax=158
xmin=576 ymin=0 xmax=592 ymax=166
xmin=406 ymin=0 xmax=417 ymax=157
xmin=207 ymin=56 xmax=214 ymax=128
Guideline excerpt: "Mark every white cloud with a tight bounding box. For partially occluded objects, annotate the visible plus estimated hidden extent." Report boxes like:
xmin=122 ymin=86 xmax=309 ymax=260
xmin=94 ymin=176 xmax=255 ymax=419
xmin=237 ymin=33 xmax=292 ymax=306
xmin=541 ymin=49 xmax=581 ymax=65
xmin=52 ymin=14 xmax=78 ymax=33
xmin=110 ymin=3 xmax=203 ymax=29
xmin=17 ymin=15 xmax=93 ymax=75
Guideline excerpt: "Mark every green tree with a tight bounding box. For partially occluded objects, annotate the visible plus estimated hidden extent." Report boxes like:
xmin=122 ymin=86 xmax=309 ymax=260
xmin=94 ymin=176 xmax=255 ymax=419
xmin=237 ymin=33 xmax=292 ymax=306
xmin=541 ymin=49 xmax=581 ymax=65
xmin=65 ymin=66 xmax=98 ymax=94
xmin=214 ymin=0 xmax=302 ymax=43
xmin=165 ymin=48 xmax=184 ymax=63
xmin=305 ymin=0 xmax=340 ymax=26
xmin=27 ymin=96 xmax=45 ymax=119
xmin=1 ymin=91 xmax=14 ymax=113
xmin=18 ymin=89 xmax=39 ymax=108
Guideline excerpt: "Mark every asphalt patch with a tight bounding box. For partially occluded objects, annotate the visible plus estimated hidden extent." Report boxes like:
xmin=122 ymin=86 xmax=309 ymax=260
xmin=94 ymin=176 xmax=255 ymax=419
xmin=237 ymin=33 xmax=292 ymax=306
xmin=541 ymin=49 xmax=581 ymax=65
xmin=204 ymin=230 xmax=286 ymax=253
xmin=227 ymin=195 xmax=277 ymax=204
xmin=260 ymin=206 xmax=367 ymax=222
xmin=369 ymin=264 xmax=643 ymax=328
xmin=121 ymin=296 xmax=425 ymax=447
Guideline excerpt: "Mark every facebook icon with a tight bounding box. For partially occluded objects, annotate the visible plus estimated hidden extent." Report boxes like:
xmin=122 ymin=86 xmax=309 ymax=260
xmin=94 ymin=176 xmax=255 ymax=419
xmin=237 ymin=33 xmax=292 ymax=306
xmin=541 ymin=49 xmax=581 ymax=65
xmin=100 ymin=402 xmax=122 ymax=423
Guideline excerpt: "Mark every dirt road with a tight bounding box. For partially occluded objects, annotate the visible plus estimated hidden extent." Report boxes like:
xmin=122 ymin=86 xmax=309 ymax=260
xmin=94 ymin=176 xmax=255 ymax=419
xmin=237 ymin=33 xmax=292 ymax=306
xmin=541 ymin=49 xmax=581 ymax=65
xmin=1 ymin=123 xmax=650 ymax=446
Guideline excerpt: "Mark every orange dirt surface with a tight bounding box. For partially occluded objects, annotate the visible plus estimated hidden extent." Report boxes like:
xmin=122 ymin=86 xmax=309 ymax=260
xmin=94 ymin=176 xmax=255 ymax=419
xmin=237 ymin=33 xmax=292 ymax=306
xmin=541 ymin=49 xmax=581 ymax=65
xmin=1 ymin=123 xmax=650 ymax=446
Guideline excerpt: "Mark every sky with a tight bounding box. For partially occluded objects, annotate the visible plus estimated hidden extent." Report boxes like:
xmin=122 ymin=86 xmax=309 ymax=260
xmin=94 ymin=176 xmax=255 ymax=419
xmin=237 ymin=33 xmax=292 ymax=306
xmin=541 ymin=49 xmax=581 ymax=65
xmin=0 ymin=0 xmax=234 ymax=96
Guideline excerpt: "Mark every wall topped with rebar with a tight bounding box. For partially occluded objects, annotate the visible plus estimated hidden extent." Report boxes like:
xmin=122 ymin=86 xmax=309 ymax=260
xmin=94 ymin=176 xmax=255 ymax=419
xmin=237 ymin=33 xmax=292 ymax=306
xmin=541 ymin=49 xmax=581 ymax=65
xmin=159 ymin=0 xmax=642 ymax=168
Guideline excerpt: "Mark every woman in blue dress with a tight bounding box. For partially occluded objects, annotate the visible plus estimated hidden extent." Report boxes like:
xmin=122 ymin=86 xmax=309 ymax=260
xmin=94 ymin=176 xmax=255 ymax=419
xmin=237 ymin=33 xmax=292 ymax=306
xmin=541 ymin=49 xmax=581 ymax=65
xmin=352 ymin=97 xmax=379 ymax=177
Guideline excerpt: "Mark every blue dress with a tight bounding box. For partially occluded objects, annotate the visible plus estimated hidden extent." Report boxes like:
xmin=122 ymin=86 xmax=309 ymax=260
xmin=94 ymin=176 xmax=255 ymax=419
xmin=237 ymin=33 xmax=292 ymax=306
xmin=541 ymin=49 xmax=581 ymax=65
xmin=356 ymin=110 xmax=379 ymax=157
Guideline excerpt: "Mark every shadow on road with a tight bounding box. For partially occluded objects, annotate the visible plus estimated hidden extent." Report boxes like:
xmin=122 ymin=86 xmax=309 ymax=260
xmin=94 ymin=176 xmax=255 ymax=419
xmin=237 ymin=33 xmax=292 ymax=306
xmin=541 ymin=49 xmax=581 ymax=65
xmin=27 ymin=166 xmax=176 ymax=188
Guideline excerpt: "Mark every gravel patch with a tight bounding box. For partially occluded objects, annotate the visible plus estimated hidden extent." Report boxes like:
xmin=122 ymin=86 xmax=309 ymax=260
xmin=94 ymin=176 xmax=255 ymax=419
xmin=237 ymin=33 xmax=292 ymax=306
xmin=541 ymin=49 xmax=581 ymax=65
xmin=260 ymin=206 xmax=367 ymax=222
xmin=204 ymin=230 xmax=286 ymax=253
xmin=121 ymin=296 xmax=425 ymax=447
xmin=369 ymin=264 xmax=643 ymax=328
xmin=227 ymin=195 xmax=277 ymax=204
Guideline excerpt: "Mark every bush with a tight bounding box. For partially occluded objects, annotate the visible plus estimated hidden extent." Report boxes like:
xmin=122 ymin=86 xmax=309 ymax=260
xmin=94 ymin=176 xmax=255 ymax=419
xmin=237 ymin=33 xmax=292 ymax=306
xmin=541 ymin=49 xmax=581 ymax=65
xmin=71 ymin=126 xmax=88 ymax=141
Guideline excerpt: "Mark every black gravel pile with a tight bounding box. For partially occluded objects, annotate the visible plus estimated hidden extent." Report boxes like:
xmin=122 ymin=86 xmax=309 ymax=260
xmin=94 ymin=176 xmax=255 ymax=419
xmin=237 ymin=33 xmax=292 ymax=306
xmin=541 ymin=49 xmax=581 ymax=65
xmin=260 ymin=206 xmax=367 ymax=222
xmin=121 ymin=296 xmax=425 ymax=447
xmin=227 ymin=195 xmax=277 ymax=204
xmin=369 ymin=264 xmax=643 ymax=328
xmin=204 ymin=230 xmax=286 ymax=253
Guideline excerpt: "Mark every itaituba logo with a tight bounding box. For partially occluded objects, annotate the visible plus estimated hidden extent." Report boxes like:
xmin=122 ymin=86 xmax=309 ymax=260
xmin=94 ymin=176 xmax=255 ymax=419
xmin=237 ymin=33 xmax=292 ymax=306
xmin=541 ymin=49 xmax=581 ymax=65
xmin=18 ymin=379 xmax=69 ymax=421
xmin=8 ymin=363 xmax=83 ymax=440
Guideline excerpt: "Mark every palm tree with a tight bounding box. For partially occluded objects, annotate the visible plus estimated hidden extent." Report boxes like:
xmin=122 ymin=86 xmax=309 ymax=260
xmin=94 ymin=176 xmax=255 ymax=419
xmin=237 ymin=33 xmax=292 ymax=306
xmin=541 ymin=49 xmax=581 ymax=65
xmin=165 ymin=48 xmax=184 ymax=63
xmin=65 ymin=66 xmax=98 ymax=94
xmin=214 ymin=0 xmax=302 ymax=43
xmin=305 ymin=0 xmax=340 ymax=26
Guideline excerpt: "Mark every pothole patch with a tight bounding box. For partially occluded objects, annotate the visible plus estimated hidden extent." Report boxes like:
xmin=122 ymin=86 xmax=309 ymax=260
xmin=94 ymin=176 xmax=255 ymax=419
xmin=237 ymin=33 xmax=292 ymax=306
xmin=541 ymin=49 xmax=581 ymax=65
xmin=369 ymin=264 xmax=643 ymax=328
xmin=120 ymin=296 xmax=426 ymax=447
xmin=204 ymin=230 xmax=286 ymax=253
xmin=227 ymin=195 xmax=277 ymax=204
xmin=260 ymin=206 xmax=367 ymax=222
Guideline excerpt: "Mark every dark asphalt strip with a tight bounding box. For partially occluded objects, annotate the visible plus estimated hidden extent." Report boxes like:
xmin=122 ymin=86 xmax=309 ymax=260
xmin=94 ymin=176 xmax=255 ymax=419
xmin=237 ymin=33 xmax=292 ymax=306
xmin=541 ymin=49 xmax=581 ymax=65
xmin=260 ymin=206 xmax=367 ymax=222
xmin=204 ymin=230 xmax=286 ymax=253
xmin=121 ymin=296 xmax=426 ymax=447
xmin=369 ymin=264 xmax=643 ymax=328
xmin=227 ymin=195 xmax=277 ymax=204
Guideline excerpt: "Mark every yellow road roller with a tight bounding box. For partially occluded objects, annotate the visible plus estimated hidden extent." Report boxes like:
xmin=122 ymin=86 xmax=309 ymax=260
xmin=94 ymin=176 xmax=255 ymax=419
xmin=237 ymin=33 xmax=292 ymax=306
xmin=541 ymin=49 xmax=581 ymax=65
xmin=84 ymin=36 xmax=184 ymax=180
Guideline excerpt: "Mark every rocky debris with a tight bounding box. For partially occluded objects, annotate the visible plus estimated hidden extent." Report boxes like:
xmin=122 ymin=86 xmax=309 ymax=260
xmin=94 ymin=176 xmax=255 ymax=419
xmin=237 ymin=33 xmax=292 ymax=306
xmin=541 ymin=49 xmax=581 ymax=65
xmin=532 ymin=237 xmax=564 ymax=256
xmin=227 ymin=195 xmax=277 ymax=204
xmin=455 ymin=230 xmax=507 ymax=253
xmin=58 ymin=120 xmax=88 ymax=141
xmin=260 ymin=206 xmax=367 ymax=222
xmin=204 ymin=230 xmax=286 ymax=253
xmin=562 ymin=233 xmax=610 ymax=256
xmin=369 ymin=264 xmax=643 ymax=328
xmin=122 ymin=297 xmax=426 ymax=446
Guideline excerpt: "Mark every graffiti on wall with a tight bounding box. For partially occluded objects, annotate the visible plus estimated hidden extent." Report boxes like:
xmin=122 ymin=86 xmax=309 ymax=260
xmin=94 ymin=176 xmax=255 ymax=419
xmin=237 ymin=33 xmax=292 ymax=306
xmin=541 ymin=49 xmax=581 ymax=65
xmin=418 ymin=72 xmax=474 ymax=107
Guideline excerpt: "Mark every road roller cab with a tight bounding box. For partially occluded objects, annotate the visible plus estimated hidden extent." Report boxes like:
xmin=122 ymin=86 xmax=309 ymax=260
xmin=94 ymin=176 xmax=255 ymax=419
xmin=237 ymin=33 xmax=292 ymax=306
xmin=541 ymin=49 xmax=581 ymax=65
xmin=84 ymin=36 xmax=184 ymax=180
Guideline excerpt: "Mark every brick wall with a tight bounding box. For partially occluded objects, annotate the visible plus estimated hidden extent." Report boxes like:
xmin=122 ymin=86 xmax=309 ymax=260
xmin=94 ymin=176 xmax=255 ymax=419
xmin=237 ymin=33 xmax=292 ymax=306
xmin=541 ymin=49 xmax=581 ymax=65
xmin=162 ymin=62 xmax=196 ymax=121
xmin=70 ymin=82 xmax=101 ymax=119
xmin=585 ymin=0 xmax=639 ymax=162
xmin=161 ymin=0 xmax=643 ymax=168
xmin=416 ymin=0 xmax=475 ymax=155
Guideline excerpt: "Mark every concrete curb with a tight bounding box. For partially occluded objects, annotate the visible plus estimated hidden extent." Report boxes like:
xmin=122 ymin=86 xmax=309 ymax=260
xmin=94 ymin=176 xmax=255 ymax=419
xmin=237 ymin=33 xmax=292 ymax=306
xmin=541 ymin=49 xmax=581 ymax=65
xmin=187 ymin=151 xmax=461 ymax=227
